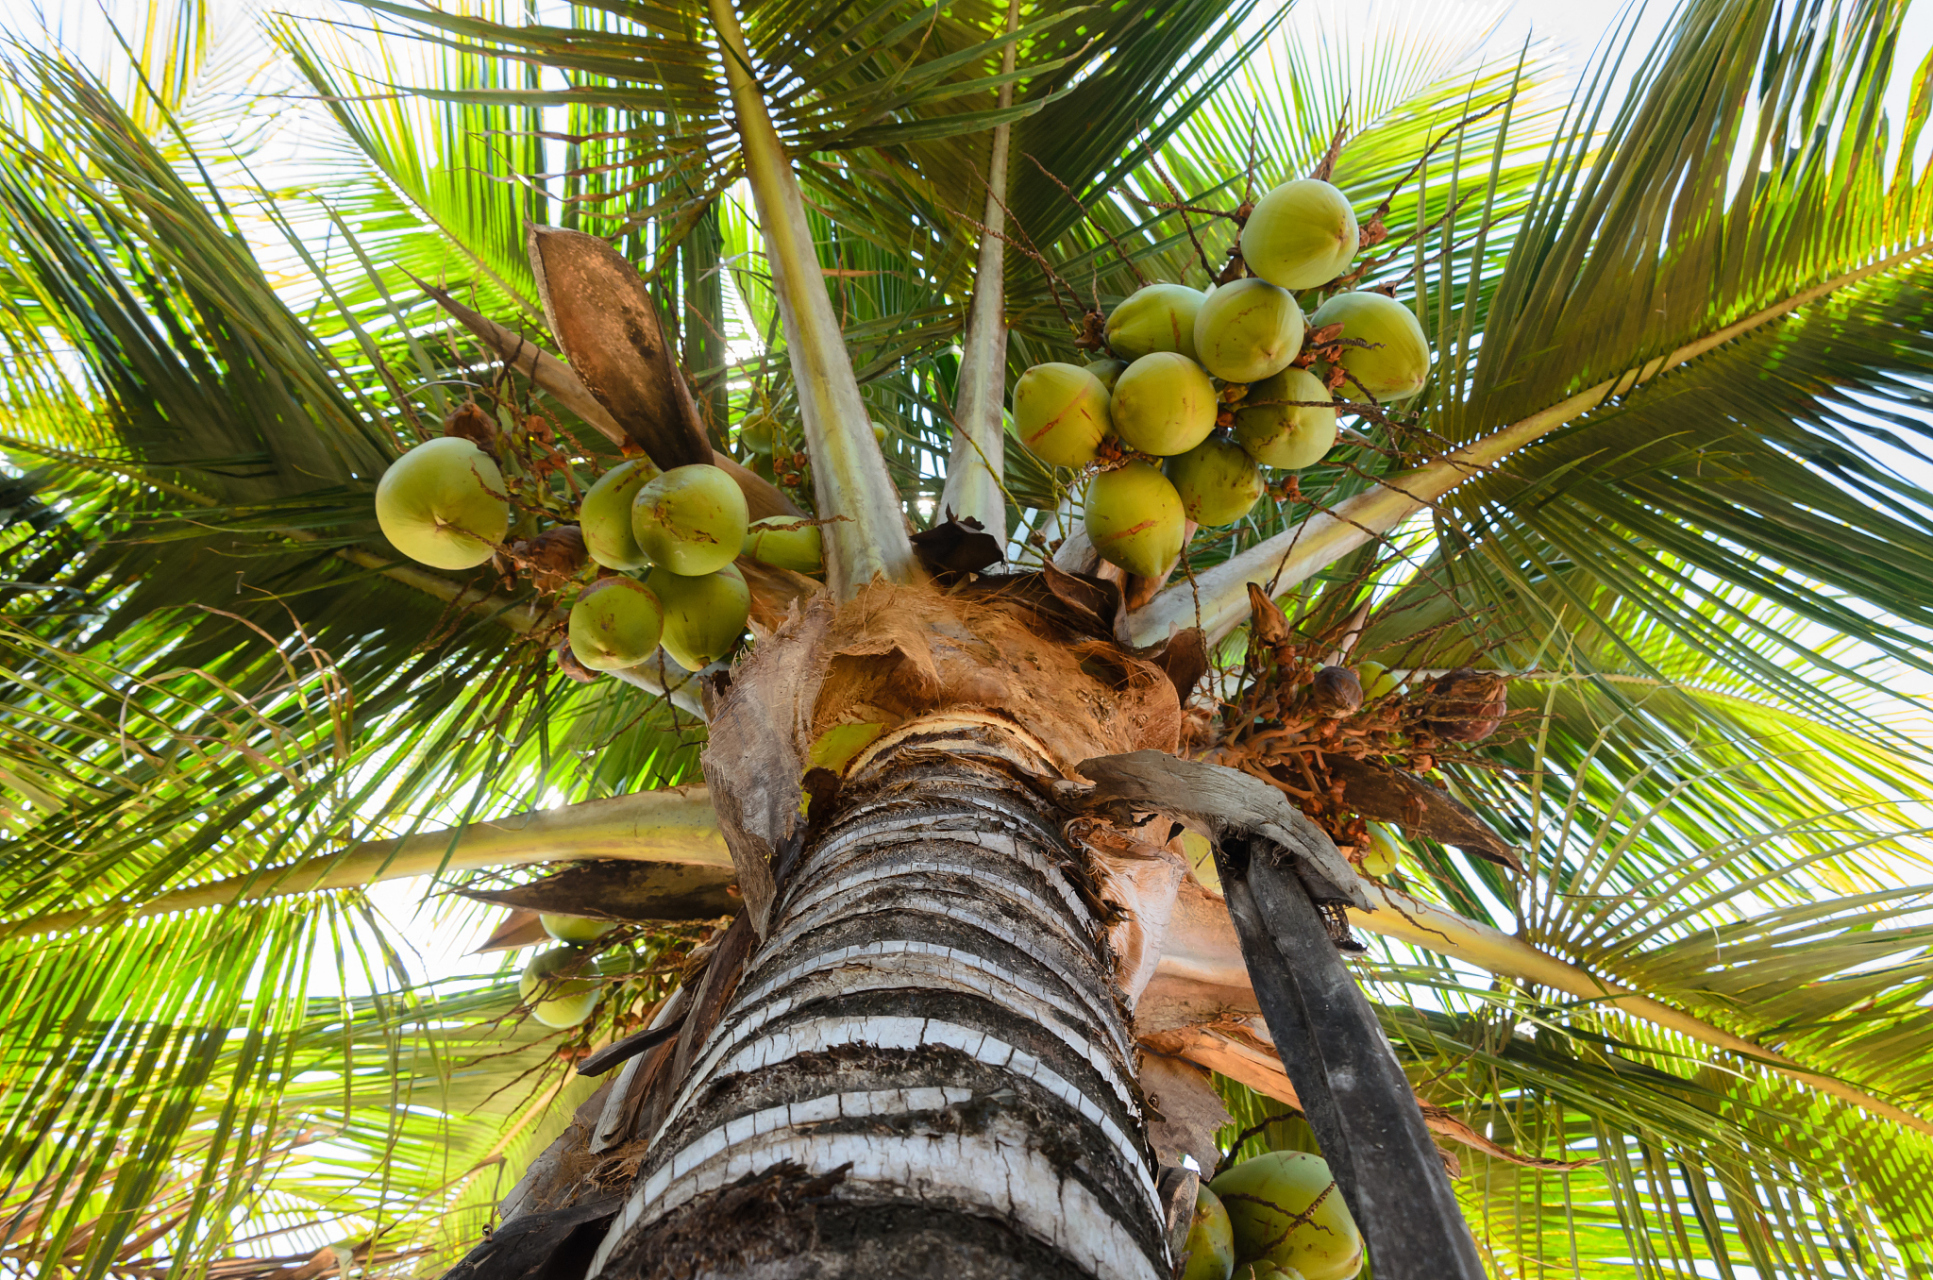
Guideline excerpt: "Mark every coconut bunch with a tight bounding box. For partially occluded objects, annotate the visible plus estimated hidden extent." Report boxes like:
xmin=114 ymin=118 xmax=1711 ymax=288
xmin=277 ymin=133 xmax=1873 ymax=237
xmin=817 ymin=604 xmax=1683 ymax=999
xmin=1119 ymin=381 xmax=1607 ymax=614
xmin=1008 ymin=176 xmax=1431 ymax=580
xmin=375 ymin=408 xmax=825 ymax=678
xmin=1207 ymin=590 xmax=1516 ymax=882
xmin=1178 ymin=1154 xmax=1365 ymax=1280
xmin=518 ymin=913 xmax=621 ymax=1029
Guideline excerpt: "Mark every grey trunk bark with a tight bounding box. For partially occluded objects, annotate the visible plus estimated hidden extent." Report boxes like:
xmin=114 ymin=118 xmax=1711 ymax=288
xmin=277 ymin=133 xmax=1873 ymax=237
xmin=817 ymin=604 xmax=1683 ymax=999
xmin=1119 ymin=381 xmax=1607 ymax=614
xmin=584 ymin=736 xmax=1168 ymax=1279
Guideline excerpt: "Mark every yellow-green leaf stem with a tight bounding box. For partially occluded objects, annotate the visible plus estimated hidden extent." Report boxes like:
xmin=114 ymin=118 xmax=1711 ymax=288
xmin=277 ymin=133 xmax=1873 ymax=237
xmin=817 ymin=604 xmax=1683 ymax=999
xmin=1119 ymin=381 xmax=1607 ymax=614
xmin=936 ymin=0 xmax=1021 ymax=537
xmin=709 ymin=0 xmax=917 ymax=596
xmin=0 ymin=789 xmax=728 ymax=941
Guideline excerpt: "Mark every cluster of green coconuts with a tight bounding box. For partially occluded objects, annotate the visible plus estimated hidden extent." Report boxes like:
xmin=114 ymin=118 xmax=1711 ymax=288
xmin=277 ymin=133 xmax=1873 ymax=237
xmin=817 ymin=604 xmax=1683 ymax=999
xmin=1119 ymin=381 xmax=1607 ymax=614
xmin=374 ymin=440 xmax=823 ymax=674
xmin=519 ymin=913 xmax=622 ymax=1029
xmin=1010 ymin=177 xmax=1429 ymax=578
xmin=1182 ymin=1153 xmax=1365 ymax=1280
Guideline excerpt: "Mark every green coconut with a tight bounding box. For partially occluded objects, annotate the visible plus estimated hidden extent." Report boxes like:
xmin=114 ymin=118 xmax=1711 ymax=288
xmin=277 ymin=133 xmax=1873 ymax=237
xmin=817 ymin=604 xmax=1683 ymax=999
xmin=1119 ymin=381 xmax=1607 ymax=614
xmin=1355 ymin=660 xmax=1400 ymax=702
xmin=1012 ymin=362 xmax=1113 ymax=468
xmin=1232 ymin=1265 xmax=1303 ymax=1280
xmin=541 ymin=914 xmax=617 ymax=944
xmin=1233 ymin=367 xmax=1338 ymax=470
xmin=744 ymin=515 xmax=823 ymax=575
xmin=738 ymin=415 xmax=779 ymax=457
xmin=519 ymin=946 xmax=600 ymax=1029
xmin=1181 ymin=1185 xmax=1237 ymax=1280
xmin=1209 ymin=1152 xmax=1363 ymax=1280
xmin=1310 ymin=291 xmax=1430 ymax=402
xmin=374 ymin=437 xmax=509 ymax=570
xmin=579 ymin=458 xmax=661 ymax=570
xmin=1111 ymin=353 xmax=1217 ymax=457
xmin=1193 ymin=278 xmax=1304 ymax=383
xmin=1085 ymin=357 xmax=1130 ymax=393
xmin=649 ymin=563 xmax=751 ymax=670
xmin=1106 ymin=282 xmax=1207 ymax=362
xmin=1360 ymin=822 xmax=1401 ymax=879
xmin=567 ymin=577 xmax=665 ymax=671
xmin=1084 ymin=461 xmax=1185 ymax=578
xmin=631 ymin=463 xmax=749 ymax=576
xmin=1167 ymin=438 xmax=1264 ymax=526
xmin=1240 ymin=178 xmax=1359 ymax=291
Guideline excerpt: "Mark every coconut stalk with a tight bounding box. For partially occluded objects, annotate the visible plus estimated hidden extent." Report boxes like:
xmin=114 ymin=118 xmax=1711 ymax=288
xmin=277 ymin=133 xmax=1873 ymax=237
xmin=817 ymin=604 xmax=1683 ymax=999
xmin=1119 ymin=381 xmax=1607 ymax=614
xmin=1128 ymin=242 xmax=1933 ymax=647
xmin=935 ymin=0 xmax=1021 ymax=539
xmin=708 ymin=0 xmax=916 ymax=597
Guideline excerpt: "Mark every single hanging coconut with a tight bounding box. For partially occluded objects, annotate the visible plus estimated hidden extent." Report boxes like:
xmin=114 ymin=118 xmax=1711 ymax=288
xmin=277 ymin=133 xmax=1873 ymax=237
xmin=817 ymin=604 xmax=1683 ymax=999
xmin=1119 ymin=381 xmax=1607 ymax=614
xmin=1234 ymin=366 xmax=1338 ymax=470
xmin=1240 ymin=178 xmax=1359 ymax=291
xmin=1193 ymin=278 xmax=1304 ymax=383
xmin=744 ymin=515 xmax=823 ymax=574
xmin=374 ymin=437 xmax=509 ymax=570
xmin=567 ymin=576 xmax=664 ymax=671
xmin=1085 ymin=357 xmax=1129 ymax=393
xmin=519 ymin=946 xmax=601 ymax=1029
xmin=579 ymin=457 xmax=660 ymax=570
xmin=1181 ymin=1184 xmax=1236 ymax=1280
xmin=541 ymin=913 xmax=616 ymax=944
xmin=1167 ymin=438 xmax=1264 ymax=526
xmin=1084 ymin=461 xmax=1185 ymax=578
xmin=649 ymin=563 xmax=751 ymax=670
xmin=1011 ymin=362 xmax=1113 ymax=467
xmin=631 ymin=463 xmax=749 ymax=576
xmin=1209 ymin=1152 xmax=1364 ymax=1280
xmin=1106 ymin=282 xmax=1207 ymax=361
xmin=1111 ymin=352 xmax=1217 ymax=456
xmin=1310 ymin=291 xmax=1430 ymax=402
xmin=1360 ymin=822 xmax=1401 ymax=878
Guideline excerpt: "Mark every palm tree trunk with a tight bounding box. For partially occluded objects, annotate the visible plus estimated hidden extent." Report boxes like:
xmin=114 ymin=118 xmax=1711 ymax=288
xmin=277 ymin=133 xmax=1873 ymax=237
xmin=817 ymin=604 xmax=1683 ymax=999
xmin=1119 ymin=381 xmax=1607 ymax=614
xmin=585 ymin=735 xmax=1168 ymax=1279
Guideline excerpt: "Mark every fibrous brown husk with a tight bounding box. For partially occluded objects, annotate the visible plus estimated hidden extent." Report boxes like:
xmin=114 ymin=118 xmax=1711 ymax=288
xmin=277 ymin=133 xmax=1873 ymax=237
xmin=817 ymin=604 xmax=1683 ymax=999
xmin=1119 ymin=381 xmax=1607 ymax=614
xmin=703 ymin=579 xmax=1186 ymax=933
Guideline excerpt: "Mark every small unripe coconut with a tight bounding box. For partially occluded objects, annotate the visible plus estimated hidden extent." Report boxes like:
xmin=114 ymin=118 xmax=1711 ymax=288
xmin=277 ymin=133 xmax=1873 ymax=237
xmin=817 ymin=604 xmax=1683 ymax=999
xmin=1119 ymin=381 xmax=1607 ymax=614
xmin=744 ymin=515 xmax=823 ymax=574
xmin=1234 ymin=367 xmax=1337 ymax=470
xmin=1084 ymin=461 xmax=1185 ymax=578
xmin=631 ymin=463 xmax=749 ymax=576
xmin=1193 ymin=278 xmax=1304 ymax=383
xmin=1307 ymin=665 xmax=1363 ymax=717
xmin=1111 ymin=353 xmax=1217 ymax=457
xmin=1085 ymin=357 xmax=1129 ymax=393
xmin=568 ymin=577 xmax=664 ymax=671
xmin=519 ymin=946 xmax=600 ymax=1029
xmin=1167 ymin=438 xmax=1264 ymax=526
xmin=1361 ymin=822 xmax=1401 ymax=878
xmin=1106 ymin=283 xmax=1207 ymax=361
xmin=1424 ymin=666 xmax=1507 ymax=742
xmin=738 ymin=415 xmax=778 ymax=457
xmin=1180 ymin=1185 xmax=1236 ymax=1280
xmin=541 ymin=913 xmax=616 ymax=944
xmin=579 ymin=458 xmax=661 ymax=570
xmin=374 ymin=437 xmax=509 ymax=570
xmin=1355 ymin=660 xmax=1400 ymax=701
xmin=1232 ymin=1264 xmax=1303 ymax=1280
xmin=1240 ymin=178 xmax=1359 ymax=291
xmin=1012 ymin=363 xmax=1112 ymax=468
xmin=649 ymin=563 xmax=751 ymax=670
xmin=1310 ymin=291 xmax=1430 ymax=402
xmin=1209 ymin=1152 xmax=1363 ymax=1280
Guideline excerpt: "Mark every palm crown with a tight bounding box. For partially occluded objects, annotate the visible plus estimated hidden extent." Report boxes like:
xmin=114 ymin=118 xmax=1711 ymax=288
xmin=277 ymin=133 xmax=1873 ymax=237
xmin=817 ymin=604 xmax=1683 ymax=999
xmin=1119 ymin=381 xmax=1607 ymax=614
xmin=3 ymin=0 xmax=1932 ymax=1275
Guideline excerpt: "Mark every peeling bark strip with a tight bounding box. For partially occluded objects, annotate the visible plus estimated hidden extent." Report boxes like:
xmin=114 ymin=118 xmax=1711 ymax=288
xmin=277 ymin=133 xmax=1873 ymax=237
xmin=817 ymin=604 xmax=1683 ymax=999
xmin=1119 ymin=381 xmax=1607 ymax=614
xmin=589 ymin=734 xmax=1169 ymax=1279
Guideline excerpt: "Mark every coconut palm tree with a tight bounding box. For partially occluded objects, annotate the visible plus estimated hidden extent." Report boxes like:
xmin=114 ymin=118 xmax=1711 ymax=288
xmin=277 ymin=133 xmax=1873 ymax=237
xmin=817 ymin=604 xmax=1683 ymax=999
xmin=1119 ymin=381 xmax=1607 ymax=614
xmin=3 ymin=0 xmax=1933 ymax=1275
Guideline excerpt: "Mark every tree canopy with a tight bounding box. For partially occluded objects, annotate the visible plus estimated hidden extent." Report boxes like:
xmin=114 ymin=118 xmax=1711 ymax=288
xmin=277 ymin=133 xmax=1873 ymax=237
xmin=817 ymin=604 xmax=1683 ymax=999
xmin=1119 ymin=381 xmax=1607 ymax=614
xmin=3 ymin=0 xmax=1933 ymax=1275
